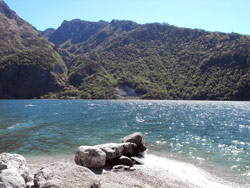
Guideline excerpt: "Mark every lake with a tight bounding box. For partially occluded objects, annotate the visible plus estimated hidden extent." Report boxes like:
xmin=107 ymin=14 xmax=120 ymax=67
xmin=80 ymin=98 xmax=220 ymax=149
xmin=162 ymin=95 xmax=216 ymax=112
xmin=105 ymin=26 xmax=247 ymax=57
xmin=0 ymin=100 xmax=249 ymax=187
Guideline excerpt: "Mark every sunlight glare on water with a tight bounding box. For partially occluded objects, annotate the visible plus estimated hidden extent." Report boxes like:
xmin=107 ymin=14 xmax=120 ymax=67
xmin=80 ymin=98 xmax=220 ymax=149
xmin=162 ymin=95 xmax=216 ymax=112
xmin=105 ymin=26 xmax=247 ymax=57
xmin=0 ymin=100 xmax=249 ymax=186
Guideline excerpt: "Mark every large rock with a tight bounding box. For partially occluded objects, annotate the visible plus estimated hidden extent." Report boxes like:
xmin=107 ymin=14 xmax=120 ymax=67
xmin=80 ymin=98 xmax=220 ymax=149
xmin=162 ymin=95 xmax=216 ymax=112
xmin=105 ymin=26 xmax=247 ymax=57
xmin=122 ymin=132 xmax=147 ymax=153
xmin=0 ymin=169 xmax=25 ymax=188
xmin=75 ymin=146 xmax=106 ymax=169
xmin=96 ymin=143 xmax=137 ymax=160
xmin=34 ymin=162 xmax=100 ymax=188
xmin=0 ymin=153 xmax=30 ymax=183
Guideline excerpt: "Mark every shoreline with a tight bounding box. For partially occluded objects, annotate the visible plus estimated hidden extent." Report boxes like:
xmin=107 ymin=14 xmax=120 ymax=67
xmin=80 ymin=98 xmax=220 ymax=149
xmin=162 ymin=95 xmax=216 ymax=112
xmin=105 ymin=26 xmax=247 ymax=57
xmin=2 ymin=98 xmax=250 ymax=102
xmin=24 ymin=152 xmax=249 ymax=188
xmin=1 ymin=102 xmax=249 ymax=187
xmin=25 ymin=154 xmax=172 ymax=188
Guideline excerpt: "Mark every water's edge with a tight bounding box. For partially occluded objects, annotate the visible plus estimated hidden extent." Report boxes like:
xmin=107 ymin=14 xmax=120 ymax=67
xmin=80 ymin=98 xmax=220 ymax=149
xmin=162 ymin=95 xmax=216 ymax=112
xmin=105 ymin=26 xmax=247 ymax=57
xmin=1 ymin=100 xmax=249 ymax=187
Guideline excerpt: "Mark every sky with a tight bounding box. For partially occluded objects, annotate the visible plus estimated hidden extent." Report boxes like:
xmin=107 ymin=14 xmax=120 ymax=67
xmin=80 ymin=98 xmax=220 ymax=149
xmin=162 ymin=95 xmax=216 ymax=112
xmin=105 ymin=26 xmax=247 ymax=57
xmin=4 ymin=0 xmax=250 ymax=35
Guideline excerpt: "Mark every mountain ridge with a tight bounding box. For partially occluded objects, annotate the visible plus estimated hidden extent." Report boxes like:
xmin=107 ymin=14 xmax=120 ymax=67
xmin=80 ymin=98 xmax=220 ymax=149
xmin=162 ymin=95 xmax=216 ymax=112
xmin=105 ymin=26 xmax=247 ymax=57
xmin=0 ymin=0 xmax=67 ymax=99
xmin=41 ymin=18 xmax=250 ymax=100
xmin=0 ymin=0 xmax=250 ymax=100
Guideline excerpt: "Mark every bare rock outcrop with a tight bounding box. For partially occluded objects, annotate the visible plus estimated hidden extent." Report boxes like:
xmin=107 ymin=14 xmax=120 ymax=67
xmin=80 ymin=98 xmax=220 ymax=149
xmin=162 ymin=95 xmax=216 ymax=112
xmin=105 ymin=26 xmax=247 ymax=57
xmin=75 ymin=132 xmax=146 ymax=170
xmin=0 ymin=169 xmax=25 ymax=188
xmin=122 ymin=132 xmax=147 ymax=153
xmin=0 ymin=153 xmax=31 ymax=187
xmin=96 ymin=142 xmax=137 ymax=160
xmin=34 ymin=162 xmax=100 ymax=188
xmin=75 ymin=146 xmax=106 ymax=169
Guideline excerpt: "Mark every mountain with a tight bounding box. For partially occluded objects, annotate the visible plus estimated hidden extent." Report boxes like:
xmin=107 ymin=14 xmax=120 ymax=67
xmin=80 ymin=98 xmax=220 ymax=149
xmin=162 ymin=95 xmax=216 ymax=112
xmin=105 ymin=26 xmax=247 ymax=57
xmin=42 ymin=19 xmax=250 ymax=100
xmin=39 ymin=28 xmax=56 ymax=40
xmin=1 ymin=0 xmax=250 ymax=100
xmin=0 ymin=1 xmax=67 ymax=99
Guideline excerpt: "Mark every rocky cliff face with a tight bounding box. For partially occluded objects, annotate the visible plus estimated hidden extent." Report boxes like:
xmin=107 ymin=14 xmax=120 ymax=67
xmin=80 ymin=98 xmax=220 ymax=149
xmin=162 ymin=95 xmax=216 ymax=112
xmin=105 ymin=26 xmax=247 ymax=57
xmin=0 ymin=0 xmax=25 ymax=26
xmin=0 ymin=1 xmax=67 ymax=99
xmin=48 ymin=19 xmax=139 ymax=55
xmin=49 ymin=19 xmax=109 ymax=45
xmin=0 ymin=49 xmax=66 ymax=99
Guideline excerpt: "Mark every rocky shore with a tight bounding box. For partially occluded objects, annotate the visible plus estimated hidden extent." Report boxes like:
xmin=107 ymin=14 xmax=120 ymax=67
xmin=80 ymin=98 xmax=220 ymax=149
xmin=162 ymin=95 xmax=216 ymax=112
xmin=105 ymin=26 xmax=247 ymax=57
xmin=0 ymin=132 xmax=171 ymax=188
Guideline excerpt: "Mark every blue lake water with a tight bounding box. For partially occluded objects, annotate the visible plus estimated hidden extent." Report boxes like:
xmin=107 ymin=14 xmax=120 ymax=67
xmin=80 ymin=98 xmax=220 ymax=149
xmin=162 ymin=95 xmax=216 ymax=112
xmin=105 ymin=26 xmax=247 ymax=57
xmin=0 ymin=100 xmax=249 ymax=187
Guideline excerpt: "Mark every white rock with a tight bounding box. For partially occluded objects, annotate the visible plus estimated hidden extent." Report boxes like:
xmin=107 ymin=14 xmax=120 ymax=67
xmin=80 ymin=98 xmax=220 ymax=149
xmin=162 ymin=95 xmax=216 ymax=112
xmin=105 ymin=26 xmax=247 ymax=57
xmin=0 ymin=169 xmax=25 ymax=188
xmin=122 ymin=132 xmax=147 ymax=153
xmin=34 ymin=162 xmax=100 ymax=188
xmin=96 ymin=142 xmax=137 ymax=160
xmin=0 ymin=153 xmax=30 ymax=183
xmin=75 ymin=146 xmax=106 ymax=168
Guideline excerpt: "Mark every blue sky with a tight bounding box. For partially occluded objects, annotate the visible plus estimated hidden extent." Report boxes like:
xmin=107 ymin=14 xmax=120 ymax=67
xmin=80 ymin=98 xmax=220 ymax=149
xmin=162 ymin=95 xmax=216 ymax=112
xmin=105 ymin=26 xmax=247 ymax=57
xmin=4 ymin=0 xmax=250 ymax=35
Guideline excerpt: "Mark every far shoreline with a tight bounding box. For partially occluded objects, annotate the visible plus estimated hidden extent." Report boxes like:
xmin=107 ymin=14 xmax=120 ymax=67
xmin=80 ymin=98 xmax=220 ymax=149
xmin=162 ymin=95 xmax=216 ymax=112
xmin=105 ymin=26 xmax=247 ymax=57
xmin=1 ymin=98 xmax=250 ymax=102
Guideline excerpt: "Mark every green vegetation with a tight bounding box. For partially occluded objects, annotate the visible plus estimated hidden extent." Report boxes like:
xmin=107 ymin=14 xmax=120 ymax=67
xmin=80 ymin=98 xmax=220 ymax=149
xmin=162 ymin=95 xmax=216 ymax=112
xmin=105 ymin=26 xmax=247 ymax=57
xmin=0 ymin=1 xmax=67 ymax=99
xmin=51 ymin=21 xmax=249 ymax=100
xmin=1 ymin=0 xmax=250 ymax=100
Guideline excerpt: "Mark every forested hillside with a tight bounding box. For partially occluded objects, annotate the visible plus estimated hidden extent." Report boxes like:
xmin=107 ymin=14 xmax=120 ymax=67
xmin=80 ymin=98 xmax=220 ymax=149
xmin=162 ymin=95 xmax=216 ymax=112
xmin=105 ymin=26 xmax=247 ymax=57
xmin=44 ymin=19 xmax=250 ymax=100
xmin=0 ymin=1 xmax=67 ymax=99
xmin=1 ymin=0 xmax=250 ymax=100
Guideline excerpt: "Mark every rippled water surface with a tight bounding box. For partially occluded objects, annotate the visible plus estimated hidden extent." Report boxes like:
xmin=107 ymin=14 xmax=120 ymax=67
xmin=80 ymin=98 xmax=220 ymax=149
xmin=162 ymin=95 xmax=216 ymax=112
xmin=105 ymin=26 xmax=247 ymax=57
xmin=0 ymin=100 xmax=249 ymax=185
